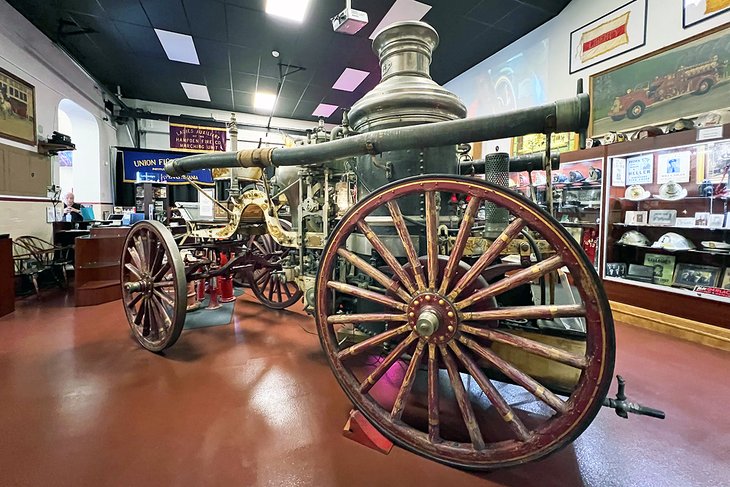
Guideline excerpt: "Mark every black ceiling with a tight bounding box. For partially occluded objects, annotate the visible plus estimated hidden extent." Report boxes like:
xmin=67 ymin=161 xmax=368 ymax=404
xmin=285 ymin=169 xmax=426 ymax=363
xmin=7 ymin=0 xmax=571 ymax=123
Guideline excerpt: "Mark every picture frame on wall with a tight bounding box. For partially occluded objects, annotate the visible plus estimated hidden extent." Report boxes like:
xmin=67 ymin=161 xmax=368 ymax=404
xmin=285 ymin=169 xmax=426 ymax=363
xmin=673 ymin=263 xmax=721 ymax=288
xmin=0 ymin=66 xmax=36 ymax=145
xmin=589 ymin=22 xmax=730 ymax=137
xmin=569 ymin=0 xmax=648 ymax=74
xmin=684 ymin=0 xmax=730 ymax=28
xmin=721 ymin=268 xmax=730 ymax=289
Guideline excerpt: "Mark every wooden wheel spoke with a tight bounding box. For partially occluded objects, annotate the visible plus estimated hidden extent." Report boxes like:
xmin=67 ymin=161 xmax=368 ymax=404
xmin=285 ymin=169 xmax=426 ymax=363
xmin=357 ymin=221 xmax=417 ymax=295
xmin=391 ymin=340 xmax=426 ymax=420
xmin=448 ymin=218 xmax=524 ymax=300
xmin=460 ymin=323 xmax=587 ymax=369
xmin=133 ymin=298 xmax=147 ymax=326
xmin=276 ymin=280 xmax=283 ymax=302
xmin=127 ymin=246 xmax=143 ymax=272
xmin=133 ymin=235 xmax=147 ymax=272
xmin=458 ymin=335 xmax=567 ymax=414
xmin=124 ymin=262 xmax=143 ymax=280
xmin=359 ymin=333 xmax=418 ymax=394
xmin=438 ymin=197 xmax=481 ymax=295
xmin=126 ymin=291 xmax=143 ymax=310
xmin=149 ymin=296 xmax=171 ymax=338
xmin=282 ymin=282 xmax=293 ymax=298
xmin=152 ymin=280 xmax=176 ymax=288
xmin=153 ymin=288 xmax=175 ymax=308
xmin=456 ymin=255 xmax=564 ymax=310
xmin=327 ymin=281 xmax=409 ymax=312
xmin=152 ymin=261 xmax=171 ymax=282
xmin=425 ymin=191 xmax=439 ymax=290
xmin=337 ymin=324 xmax=411 ymax=359
xmin=267 ymin=277 xmax=275 ymax=301
xmin=427 ymin=343 xmax=440 ymax=442
xmin=387 ymin=201 xmax=426 ymax=290
xmin=337 ymin=247 xmax=411 ymax=302
xmin=328 ymin=313 xmax=409 ymax=325
xmin=439 ymin=344 xmax=486 ymax=450
xmin=447 ymin=341 xmax=531 ymax=442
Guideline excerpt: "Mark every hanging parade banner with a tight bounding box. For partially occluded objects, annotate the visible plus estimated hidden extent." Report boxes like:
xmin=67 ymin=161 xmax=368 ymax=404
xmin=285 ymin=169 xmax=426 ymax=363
xmin=120 ymin=148 xmax=213 ymax=185
xmin=169 ymin=118 xmax=227 ymax=152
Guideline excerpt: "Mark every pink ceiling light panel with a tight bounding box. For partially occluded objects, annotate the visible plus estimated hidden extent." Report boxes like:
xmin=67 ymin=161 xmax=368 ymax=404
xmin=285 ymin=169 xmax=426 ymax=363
xmin=332 ymin=68 xmax=370 ymax=92
xmin=313 ymin=103 xmax=338 ymax=117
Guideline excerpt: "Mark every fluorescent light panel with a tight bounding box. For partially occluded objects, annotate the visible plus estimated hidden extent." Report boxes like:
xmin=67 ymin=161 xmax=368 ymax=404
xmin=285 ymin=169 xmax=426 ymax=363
xmin=313 ymin=103 xmax=338 ymax=117
xmin=369 ymin=0 xmax=432 ymax=39
xmin=332 ymin=68 xmax=370 ymax=92
xmin=254 ymin=92 xmax=277 ymax=111
xmin=265 ymin=0 xmax=311 ymax=22
xmin=155 ymin=29 xmax=200 ymax=65
xmin=180 ymin=82 xmax=210 ymax=101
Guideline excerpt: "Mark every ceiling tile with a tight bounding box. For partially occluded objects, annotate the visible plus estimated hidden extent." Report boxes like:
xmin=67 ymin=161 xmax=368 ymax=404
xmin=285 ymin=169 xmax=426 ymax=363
xmin=140 ymin=0 xmax=190 ymax=34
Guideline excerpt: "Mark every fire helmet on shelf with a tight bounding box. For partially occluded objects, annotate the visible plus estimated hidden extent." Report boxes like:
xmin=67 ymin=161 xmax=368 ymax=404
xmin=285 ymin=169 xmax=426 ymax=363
xmin=618 ymin=230 xmax=650 ymax=247
xmin=632 ymin=126 xmax=664 ymax=140
xmin=569 ymin=170 xmax=586 ymax=183
xmin=587 ymin=167 xmax=602 ymax=182
xmin=655 ymin=181 xmax=687 ymax=201
xmin=624 ymin=184 xmax=650 ymax=201
xmin=651 ymin=232 xmax=695 ymax=251
xmin=696 ymin=110 xmax=730 ymax=128
xmin=666 ymin=118 xmax=695 ymax=133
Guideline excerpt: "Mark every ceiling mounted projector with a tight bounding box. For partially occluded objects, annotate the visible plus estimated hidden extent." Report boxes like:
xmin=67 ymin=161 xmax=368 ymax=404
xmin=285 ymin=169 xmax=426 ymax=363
xmin=331 ymin=0 xmax=368 ymax=35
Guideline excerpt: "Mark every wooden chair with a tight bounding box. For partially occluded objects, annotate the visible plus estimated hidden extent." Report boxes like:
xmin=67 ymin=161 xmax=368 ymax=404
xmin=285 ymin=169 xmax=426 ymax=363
xmin=12 ymin=236 xmax=73 ymax=297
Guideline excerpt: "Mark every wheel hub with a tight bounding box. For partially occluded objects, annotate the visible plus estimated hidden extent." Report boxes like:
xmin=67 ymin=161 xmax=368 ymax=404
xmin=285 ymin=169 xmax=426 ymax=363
xmin=408 ymin=292 xmax=458 ymax=342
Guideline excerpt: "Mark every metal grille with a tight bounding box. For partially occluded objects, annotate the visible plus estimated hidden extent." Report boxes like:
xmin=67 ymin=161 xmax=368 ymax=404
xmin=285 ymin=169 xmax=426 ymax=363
xmin=483 ymin=152 xmax=510 ymax=237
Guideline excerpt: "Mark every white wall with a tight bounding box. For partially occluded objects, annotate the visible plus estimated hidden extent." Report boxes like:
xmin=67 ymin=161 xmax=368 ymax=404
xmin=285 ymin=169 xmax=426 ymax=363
xmin=445 ymin=0 xmax=730 ymax=147
xmin=0 ymin=1 xmax=116 ymax=240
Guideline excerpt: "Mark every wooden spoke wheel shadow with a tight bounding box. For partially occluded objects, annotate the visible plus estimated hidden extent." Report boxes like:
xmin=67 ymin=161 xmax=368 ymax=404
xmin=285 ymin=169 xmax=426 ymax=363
xmin=315 ymin=175 xmax=615 ymax=470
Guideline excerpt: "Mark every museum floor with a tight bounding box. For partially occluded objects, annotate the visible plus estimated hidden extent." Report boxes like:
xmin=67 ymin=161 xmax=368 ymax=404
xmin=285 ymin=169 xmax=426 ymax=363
xmin=1 ymin=290 xmax=728 ymax=487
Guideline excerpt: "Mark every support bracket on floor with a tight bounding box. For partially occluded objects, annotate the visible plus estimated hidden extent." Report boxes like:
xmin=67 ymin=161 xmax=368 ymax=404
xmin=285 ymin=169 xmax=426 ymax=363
xmin=343 ymin=409 xmax=394 ymax=455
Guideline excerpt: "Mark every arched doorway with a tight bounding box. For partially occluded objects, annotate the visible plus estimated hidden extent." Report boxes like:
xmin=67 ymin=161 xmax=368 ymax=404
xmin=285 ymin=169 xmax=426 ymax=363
xmin=57 ymin=99 xmax=100 ymax=213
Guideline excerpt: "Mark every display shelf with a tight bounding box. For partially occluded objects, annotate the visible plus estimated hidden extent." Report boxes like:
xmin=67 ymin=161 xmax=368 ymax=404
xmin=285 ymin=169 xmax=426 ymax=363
xmin=601 ymin=125 xmax=730 ymax=325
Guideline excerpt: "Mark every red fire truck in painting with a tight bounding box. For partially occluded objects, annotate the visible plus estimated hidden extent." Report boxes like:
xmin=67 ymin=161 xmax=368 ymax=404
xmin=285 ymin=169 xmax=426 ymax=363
xmin=608 ymin=56 xmax=725 ymax=121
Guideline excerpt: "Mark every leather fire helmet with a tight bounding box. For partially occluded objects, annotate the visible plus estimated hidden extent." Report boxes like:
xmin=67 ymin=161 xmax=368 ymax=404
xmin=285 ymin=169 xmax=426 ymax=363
xmin=632 ymin=126 xmax=664 ymax=140
xmin=666 ymin=118 xmax=695 ymax=133
xmin=618 ymin=230 xmax=650 ymax=247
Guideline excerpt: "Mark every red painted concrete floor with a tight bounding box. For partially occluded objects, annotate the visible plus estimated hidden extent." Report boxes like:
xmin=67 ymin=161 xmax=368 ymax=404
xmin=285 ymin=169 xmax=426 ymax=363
xmin=1 ymin=290 xmax=728 ymax=487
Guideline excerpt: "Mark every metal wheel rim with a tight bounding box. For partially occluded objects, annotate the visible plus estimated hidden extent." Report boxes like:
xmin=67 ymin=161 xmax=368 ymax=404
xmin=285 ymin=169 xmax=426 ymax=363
xmin=314 ymin=175 xmax=615 ymax=469
xmin=121 ymin=220 xmax=187 ymax=352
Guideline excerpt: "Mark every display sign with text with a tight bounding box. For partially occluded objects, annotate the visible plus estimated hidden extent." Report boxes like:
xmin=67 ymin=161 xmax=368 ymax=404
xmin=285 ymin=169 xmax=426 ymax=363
xmin=120 ymin=148 xmax=213 ymax=185
xmin=169 ymin=120 xmax=226 ymax=152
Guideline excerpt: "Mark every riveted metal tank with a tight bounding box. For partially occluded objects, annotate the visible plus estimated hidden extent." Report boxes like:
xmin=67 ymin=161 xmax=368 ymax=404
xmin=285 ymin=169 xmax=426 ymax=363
xmin=348 ymin=21 xmax=466 ymax=204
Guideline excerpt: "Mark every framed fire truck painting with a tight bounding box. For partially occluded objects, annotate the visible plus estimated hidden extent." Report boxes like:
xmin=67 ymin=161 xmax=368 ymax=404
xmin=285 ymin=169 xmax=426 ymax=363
xmin=589 ymin=22 xmax=730 ymax=137
xmin=0 ymin=66 xmax=36 ymax=145
xmin=569 ymin=0 xmax=647 ymax=74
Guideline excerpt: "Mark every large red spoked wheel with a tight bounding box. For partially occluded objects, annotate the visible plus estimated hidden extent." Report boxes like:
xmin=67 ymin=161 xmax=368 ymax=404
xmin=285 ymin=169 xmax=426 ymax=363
xmin=314 ymin=175 xmax=614 ymax=469
xmin=248 ymin=221 xmax=303 ymax=309
xmin=121 ymin=220 xmax=187 ymax=352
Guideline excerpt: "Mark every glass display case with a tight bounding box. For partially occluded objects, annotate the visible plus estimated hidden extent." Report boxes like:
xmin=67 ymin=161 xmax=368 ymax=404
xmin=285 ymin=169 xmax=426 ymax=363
xmin=602 ymin=137 xmax=730 ymax=304
xmin=510 ymin=146 xmax=606 ymax=269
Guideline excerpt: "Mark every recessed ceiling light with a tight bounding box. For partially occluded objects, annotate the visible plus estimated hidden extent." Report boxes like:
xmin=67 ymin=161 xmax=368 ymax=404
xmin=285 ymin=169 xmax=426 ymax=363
xmin=180 ymin=82 xmax=210 ymax=101
xmin=333 ymin=68 xmax=370 ymax=92
xmin=272 ymin=50 xmax=280 ymax=58
xmin=265 ymin=0 xmax=311 ymax=22
xmin=369 ymin=0 xmax=432 ymax=40
xmin=312 ymin=103 xmax=338 ymax=118
xmin=155 ymin=29 xmax=200 ymax=65
xmin=254 ymin=92 xmax=277 ymax=111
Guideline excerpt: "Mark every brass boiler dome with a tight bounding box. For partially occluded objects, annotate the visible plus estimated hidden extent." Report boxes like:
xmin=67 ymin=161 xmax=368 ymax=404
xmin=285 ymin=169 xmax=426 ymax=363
xmin=348 ymin=21 xmax=467 ymax=132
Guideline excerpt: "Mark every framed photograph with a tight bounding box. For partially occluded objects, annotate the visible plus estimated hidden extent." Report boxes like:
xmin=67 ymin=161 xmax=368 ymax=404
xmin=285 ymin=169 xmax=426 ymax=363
xmin=643 ymin=253 xmax=676 ymax=286
xmin=0 ymin=66 xmax=36 ymax=145
xmin=566 ymin=226 xmax=583 ymax=245
xmin=612 ymin=157 xmax=627 ymax=186
xmin=695 ymin=212 xmax=711 ymax=226
xmin=648 ymin=209 xmax=677 ymax=226
xmin=570 ymin=0 xmax=647 ymax=74
xmin=673 ymin=263 xmax=721 ymax=288
xmin=511 ymin=132 xmax=579 ymax=156
xmin=676 ymin=217 xmax=696 ymax=227
xmin=625 ymin=154 xmax=654 ymax=185
xmin=625 ymin=210 xmax=648 ymax=225
xmin=721 ymin=268 xmax=730 ymax=289
xmin=589 ymin=22 xmax=730 ymax=137
xmin=709 ymin=213 xmax=725 ymax=228
xmin=605 ymin=262 xmax=627 ymax=278
xmin=657 ymin=151 xmax=691 ymax=183
xmin=684 ymin=0 xmax=730 ymax=28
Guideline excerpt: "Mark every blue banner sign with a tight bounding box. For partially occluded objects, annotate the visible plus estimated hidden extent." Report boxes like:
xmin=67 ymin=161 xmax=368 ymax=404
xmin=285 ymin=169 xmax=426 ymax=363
xmin=121 ymin=148 xmax=213 ymax=185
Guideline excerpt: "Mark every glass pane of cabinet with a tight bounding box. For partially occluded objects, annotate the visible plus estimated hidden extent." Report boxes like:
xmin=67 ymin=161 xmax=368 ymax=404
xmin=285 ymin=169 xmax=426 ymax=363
xmin=602 ymin=139 xmax=730 ymax=302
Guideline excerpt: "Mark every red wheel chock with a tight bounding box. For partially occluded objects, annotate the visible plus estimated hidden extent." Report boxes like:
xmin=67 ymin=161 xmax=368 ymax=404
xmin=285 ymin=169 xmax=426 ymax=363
xmin=343 ymin=409 xmax=393 ymax=455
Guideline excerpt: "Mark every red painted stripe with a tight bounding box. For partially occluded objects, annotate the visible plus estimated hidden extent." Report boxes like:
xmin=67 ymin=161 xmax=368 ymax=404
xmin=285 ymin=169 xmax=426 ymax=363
xmin=583 ymin=24 xmax=627 ymax=52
